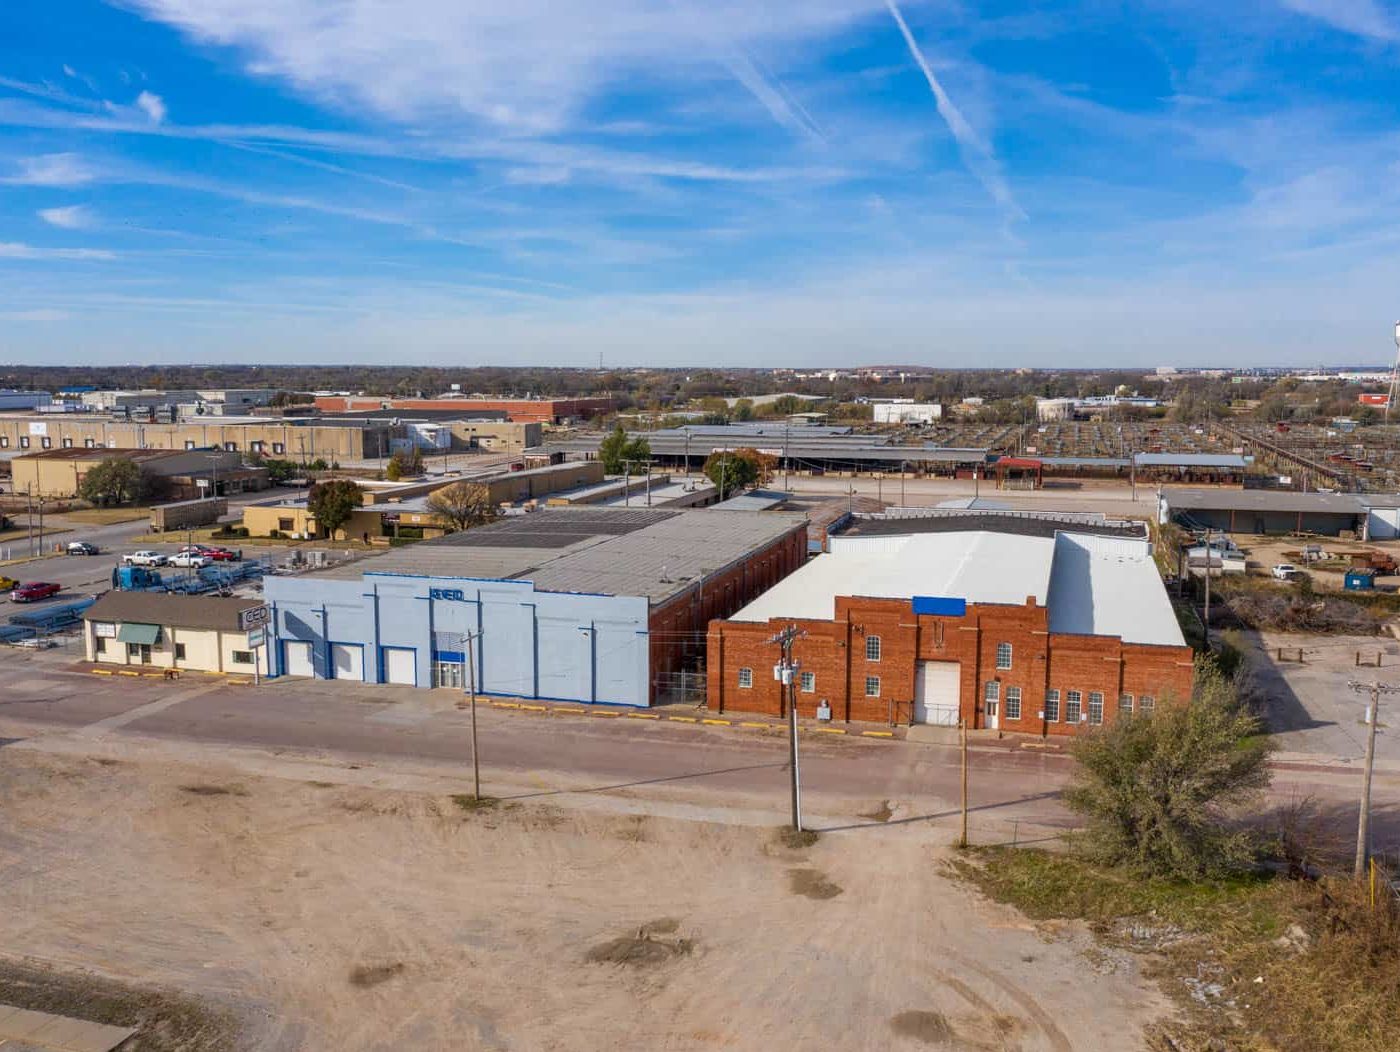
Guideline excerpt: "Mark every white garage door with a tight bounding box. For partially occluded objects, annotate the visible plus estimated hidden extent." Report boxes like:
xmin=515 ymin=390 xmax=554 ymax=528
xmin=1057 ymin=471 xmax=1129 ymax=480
xmin=913 ymin=661 xmax=961 ymax=725
xmin=283 ymin=641 xmax=315 ymax=678
xmin=331 ymin=643 xmax=364 ymax=681
xmin=383 ymin=647 xmax=416 ymax=686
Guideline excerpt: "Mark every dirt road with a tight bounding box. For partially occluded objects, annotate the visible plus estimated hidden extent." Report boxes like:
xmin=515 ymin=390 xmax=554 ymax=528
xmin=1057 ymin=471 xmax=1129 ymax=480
xmin=0 ymin=747 xmax=1170 ymax=1051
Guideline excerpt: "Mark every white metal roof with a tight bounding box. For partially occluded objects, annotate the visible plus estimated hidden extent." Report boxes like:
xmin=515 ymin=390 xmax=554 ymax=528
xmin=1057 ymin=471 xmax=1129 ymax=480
xmin=731 ymin=527 xmax=1185 ymax=648
xmin=1045 ymin=533 xmax=1184 ymax=646
xmin=730 ymin=531 xmax=1056 ymax=623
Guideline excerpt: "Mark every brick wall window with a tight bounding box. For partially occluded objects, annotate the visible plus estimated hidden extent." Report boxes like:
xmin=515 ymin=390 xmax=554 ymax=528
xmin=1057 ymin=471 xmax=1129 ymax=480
xmin=174 ymin=643 xmax=187 ymax=660
xmin=85 ymin=438 xmax=95 ymax=447
xmin=800 ymin=671 xmax=815 ymax=693
xmin=1088 ymin=692 xmax=1104 ymax=724
xmin=737 ymin=667 xmax=753 ymax=688
xmin=1005 ymin=686 xmax=1022 ymax=720
xmin=41 ymin=436 xmax=51 ymax=448
xmin=185 ymin=440 xmax=196 ymax=449
xmin=273 ymin=442 xmax=285 ymax=454
xmin=1139 ymin=695 xmax=1155 ymax=714
xmin=865 ymin=675 xmax=881 ymax=697
xmin=1118 ymin=693 xmax=1134 ymax=717
xmin=62 ymin=438 xmax=72 ymax=448
xmin=865 ymin=634 xmax=881 ymax=661
xmin=995 ymin=642 xmax=1012 ymax=670
xmin=0 ymin=437 xmax=8 ymax=448
xmin=1044 ymin=689 xmax=1060 ymax=722
xmin=19 ymin=436 xmax=29 ymax=448
xmin=1065 ymin=691 xmax=1082 ymax=724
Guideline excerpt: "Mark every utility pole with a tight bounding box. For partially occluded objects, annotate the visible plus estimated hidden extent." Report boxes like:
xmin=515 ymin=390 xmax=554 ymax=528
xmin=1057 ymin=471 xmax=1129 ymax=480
xmin=622 ymin=460 xmax=632 ymax=506
xmin=644 ymin=461 xmax=652 ymax=506
xmin=1347 ymin=680 xmax=1396 ymax=879
xmin=1202 ymin=527 xmax=1212 ymax=651
xmin=463 ymin=630 xmax=482 ymax=801
xmin=37 ymin=494 xmax=45 ymax=556
xmin=770 ymin=623 xmax=806 ymax=831
xmin=783 ymin=420 xmax=790 ymax=491
xmin=26 ymin=483 xmax=33 ymax=558
xmin=958 ymin=717 xmax=968 ymax=849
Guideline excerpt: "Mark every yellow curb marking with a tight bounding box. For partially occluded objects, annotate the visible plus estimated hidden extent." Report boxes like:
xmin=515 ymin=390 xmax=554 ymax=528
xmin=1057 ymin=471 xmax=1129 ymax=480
xmin=862 ymin=731 xmax=895 ymax=738
xmin=626 ymin=712 xmax=661 ymax=719
xmin=815 ymin=727 xmax=846 ymax=735
xmin=667 ymin=716 xmax=698 ymax=723
xmin=739 ymin=721 xmax=770 ymax=728
xmin=554 ymin=707 xmax=588 ymax=715
xmin=518 ymin=704 xmax=547 ymax=711
xmin=702 ymin=718 xmax=731 ymax=726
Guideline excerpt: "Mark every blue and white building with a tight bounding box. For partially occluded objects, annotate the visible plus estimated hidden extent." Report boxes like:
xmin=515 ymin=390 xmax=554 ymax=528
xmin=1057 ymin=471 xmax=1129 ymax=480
xmin=262 ymin=506 xmax=807 ymax=706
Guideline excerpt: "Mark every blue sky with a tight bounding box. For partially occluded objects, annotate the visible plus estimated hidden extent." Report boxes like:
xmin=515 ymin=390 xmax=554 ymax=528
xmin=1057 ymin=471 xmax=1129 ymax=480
xmin=2 ymin=0 xmax=1400 ymax=367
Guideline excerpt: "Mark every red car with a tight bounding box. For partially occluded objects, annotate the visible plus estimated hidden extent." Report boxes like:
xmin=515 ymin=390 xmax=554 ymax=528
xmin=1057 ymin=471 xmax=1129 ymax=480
xmin=180 ymin=544 xmax=239 ymax=562
xmin=11 ymin=581 xmax=61 ymax=603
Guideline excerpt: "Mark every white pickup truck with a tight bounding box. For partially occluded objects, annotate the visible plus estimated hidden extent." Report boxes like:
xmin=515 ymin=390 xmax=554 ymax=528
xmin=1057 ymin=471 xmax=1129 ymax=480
xmin=1272 ymin=563 xmax=1300 ymax=580
xmin=122 ymin=550 xmax=167 ymax=567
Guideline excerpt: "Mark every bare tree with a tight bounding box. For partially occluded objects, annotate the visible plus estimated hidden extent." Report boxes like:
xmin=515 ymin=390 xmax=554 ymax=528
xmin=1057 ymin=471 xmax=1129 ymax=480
xmin=425 ymin=482 xmax=496 ymax=532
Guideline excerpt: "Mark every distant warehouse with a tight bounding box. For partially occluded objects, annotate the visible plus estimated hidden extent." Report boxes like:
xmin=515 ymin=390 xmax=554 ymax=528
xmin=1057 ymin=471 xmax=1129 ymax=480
xmin=263 ymin=507 xmax=806 ymax=706
xmin=1159 ymin=488 xmax=1400 ymax=538
xmin=707 ymin=510 xmax=1194 ymax=734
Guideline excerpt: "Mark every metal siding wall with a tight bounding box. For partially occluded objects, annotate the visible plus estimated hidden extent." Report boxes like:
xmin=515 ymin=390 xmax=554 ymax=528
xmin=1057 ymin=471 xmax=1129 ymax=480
xmin=264 ymin=572 xmax=650 ymax=703
xmin=481 ymin=598 xmax=536 ymax=697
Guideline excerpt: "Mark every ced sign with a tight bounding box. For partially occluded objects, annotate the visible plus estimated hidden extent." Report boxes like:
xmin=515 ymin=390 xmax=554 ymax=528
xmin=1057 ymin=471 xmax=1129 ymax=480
xmin=238 ymin=605 xmax=271 ymax=631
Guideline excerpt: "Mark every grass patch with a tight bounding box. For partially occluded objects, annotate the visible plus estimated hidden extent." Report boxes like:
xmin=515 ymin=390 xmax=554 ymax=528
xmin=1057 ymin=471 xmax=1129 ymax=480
xmin=348 ymin=962 xmax=405 ymax=988
xmin=179 ymin=783 xmax=248 ymax=797
xmin=61 ymin=508 xmax=150 ymax=525
xmin=0 ymin=959 xmax=240 ymax=1051
xmin=775 ymin=826 xmax=819 ymax=850
xmin=449 ymin=793 xmax=499 ymax=812
xmin=585 ymin=921 xmax=694 ymax=968
xmin=788 ymin=867 xmax=842 ymax=900
xmin=954 ymin=847 xmax=1400 ymax=1052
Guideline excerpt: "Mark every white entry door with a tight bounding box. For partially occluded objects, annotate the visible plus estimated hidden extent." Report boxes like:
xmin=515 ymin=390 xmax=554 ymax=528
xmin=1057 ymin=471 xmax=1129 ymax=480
xmin=283 ymin=641 xmax=314 ymax=677
xmin=331 ymin=643 xmax=364 ymax=681
xmin=383 ymin=647 xmax=417 ymax=686
xmin=913 ymin=661 xmax=961 ymax=725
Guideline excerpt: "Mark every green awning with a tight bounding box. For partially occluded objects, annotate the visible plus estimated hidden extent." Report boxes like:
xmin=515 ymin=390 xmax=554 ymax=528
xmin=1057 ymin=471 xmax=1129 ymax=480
xmin=116 ymin=622 xmax=161 ymax=645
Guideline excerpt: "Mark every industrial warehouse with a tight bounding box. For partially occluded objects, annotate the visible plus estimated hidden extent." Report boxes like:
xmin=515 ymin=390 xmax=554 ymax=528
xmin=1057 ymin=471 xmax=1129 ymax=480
xmin=262 ymin=506 xmax=806 ymax=705
xmin=706 ymin=509 xmax=1195 ymax=734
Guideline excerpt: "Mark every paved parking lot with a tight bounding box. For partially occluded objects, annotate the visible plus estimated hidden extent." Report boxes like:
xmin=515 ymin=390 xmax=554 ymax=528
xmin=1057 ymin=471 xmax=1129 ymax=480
xmin=1246 ymin=629 xmax=1400 ymax=769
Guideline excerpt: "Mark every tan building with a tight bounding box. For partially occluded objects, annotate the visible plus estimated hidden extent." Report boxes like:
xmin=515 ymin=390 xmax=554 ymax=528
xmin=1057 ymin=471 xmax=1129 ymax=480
xmin=0 ymin=415 xmax=392 ymax=462
xmin=0 ymin=413 xmax=538 ymax=461
xmin=83 ymin=592 xmax=271 ymax=677
xmin=240 ymin=462 xmax=606 ymax=541
xmin=10 ymin=448 xmax=259 ymax=499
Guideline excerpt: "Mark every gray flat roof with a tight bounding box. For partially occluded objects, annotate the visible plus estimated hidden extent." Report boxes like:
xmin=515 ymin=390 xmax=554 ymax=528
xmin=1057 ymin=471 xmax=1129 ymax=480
xmin=1135 ymin=453 xmax=1249 ymax=469
xmin=711 ymin=489 xmax=792 ymax=511
xmin=1164 ymin=489 xmax=1367 ymax=514
xmin=307 ymin=505 xmax=805 ymax=603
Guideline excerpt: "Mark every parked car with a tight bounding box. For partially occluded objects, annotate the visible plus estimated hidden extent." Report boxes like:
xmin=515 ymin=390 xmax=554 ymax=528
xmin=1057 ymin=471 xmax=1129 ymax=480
xmin=66 ymin=541 xmax=100 ymax=556
xmin=123 ymin=550 xmax=167 ymax=567
xmin=0 ymin=575 xmax=18 ymax=593
xmin=1272 ymin=563 xmax=1300 ymax=580
xmin=168 ymin=551 xmax=211 ymax=568
xmin=11 ymin=581 xmax=61 ymax=603
xmin=178 ymin=544 xmax=238 ymax=562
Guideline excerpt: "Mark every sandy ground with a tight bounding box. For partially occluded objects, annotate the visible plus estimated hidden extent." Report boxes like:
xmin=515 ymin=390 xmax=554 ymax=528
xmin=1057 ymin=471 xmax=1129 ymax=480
xmin=0 ymin=745 xmax=1171 ymax=1052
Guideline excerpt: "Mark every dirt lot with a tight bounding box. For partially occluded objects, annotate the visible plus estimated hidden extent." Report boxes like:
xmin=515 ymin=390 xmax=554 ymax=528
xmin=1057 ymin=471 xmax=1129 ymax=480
xmin=0 ymin=746 xmax=1171 ymax=1051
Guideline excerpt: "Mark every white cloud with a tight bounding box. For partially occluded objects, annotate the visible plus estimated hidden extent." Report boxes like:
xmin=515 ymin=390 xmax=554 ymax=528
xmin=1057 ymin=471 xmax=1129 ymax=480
xmin=0 ymin=309 xmax=70 ymax=321
xmin=136 ymin=89 xmax=167 ymax=123
xmin=1280 ymin=1 xmax=1400 ymax=41
xmin=124 ymin=1 xmax=876 ymax=131
xmin=0 ymin=242 xmax=116 ymax=261
xmin=882 ymin=0 xmax=1024 ymax=223
xmin=4 ymin=153 xmax=94 ymax=186
xmin=38 ymin=205 xmax=96 ymax=229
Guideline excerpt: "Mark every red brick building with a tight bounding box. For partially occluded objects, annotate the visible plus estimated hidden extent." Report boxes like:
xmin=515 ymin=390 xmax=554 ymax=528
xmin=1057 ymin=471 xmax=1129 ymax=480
xmin=707 ymin=512 xmax=1194 ymax=734
xmin=312 ymin=396 xmax=615 ymax=424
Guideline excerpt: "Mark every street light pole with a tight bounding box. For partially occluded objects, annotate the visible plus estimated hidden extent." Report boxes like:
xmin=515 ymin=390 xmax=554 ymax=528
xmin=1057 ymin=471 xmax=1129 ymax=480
xmin=461 ymin=630 xmax=482 ymax=801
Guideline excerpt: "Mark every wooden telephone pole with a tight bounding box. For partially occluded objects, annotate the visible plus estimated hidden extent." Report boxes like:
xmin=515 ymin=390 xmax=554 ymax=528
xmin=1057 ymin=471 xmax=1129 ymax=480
xmin=770 ymin=623 xmax=806 ymax=831
xmin=1348 ymin=680 xmax=1396 ymax=879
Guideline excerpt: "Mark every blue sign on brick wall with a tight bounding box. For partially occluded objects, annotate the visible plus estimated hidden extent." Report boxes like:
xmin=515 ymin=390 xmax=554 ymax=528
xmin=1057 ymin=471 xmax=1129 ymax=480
xmin=911 ymin=595 xmax=967 ymax=617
